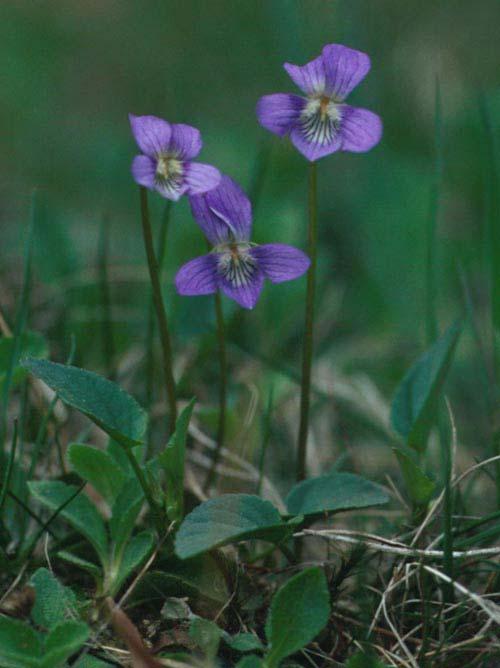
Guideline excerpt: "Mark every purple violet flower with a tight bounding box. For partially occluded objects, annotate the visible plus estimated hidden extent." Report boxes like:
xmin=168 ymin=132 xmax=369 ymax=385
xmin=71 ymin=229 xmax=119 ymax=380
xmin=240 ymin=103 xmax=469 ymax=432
xmin=256 ymin=44 xmax=382 ymax=161
xmin=129 ymin=114 xmax=221 ymax=201
xmin=175 ymin=176 xmax=310 ymax=309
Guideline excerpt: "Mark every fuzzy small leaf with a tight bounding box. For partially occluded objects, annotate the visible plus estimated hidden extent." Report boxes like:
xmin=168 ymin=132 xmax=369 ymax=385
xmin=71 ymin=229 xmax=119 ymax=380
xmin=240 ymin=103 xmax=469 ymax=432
xmin=286 ymin=472 xmax=388 ymax=518
xmin=41 ymin=620 xmax=89 ymax=668
xmin=133 ymin=553 xmax=229 ymax=606
xmin=236 ymin=657 xmax=263 ymax=668
xmin=346 ymin=652 xmax=391 ymax=668
xmin=28 ymin=480 xmax=108 ymax=564
xmin=68 ymin=443 xmax=126 ymax=504
xmin=111 ymin=530 xmax=154 ymax=594
xmin=223 ymin=632 xmax=264 ymax=653
xmin=161 ymin=597 xmax=193 ymax=621
xmin=391 ymin=321 xmax=462 ymax=450
xmin=393 ymin=448 xmax=436 ymax=506
xmin=109 ymin=477 xmax=144 ymax=554
xmin=189 ymin=617 xmax=222 ymax=661
xmin=74 ymin=657 xmax=114 ymax=668
xmin=265 ymin=568 xmax=330 ymax=667
xmin=30 ymin=567 xmax=78 ymax=629
xmin=158 ymin=398 xmax=195 ymax=523
xmin=22 ymin=358 xmax=147 ymax=447
xmin=56 ymin=551 xmax=101 ymax=578
xmin=175 ymin=494 xmax=294 ymax=559
xmin=0 ymin=616 xmax=42 ymax=668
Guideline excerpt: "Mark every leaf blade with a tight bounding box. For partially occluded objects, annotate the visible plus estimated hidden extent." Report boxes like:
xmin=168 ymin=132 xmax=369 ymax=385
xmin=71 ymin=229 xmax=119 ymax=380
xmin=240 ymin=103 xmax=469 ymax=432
xmin=286 ymin=472 xmax=388 ymax=518
xmin=265 ymin=567 xmax=330 ymax=667
xmin=175 ymin=494 xmax=292 ymax=559
xmin=158 ymin=398 xmax=195 ymax=523
xmin=68 ymin=443 xmax=126 ymax=505
xmin=28 ymin=480 xmax=108 ymax=565
xmin=22 ymin=359 xmax=147 ymax=447
xmin=391 ymin=321 xmax=462 ymax=451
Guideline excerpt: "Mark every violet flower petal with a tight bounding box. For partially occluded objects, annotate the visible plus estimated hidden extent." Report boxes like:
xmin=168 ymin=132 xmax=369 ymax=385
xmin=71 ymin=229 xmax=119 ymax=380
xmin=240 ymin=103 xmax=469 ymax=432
xmin=175 ymin=253 xmax=218 ymax=296
xmin=321 ymin=44 xmax=371 ymax=101
xmin=154 ymin=179 xmax=189 ymax=202
xmin=184 ymin=162 xmax=221 ymax=195
xmin=284 ymin=54 xmax=327 ymax=95
xmin=289 ymin=123 xmax=343 ymax=162
xmin=338 ymin=105 xmax=382 ymax=152
xmin=190 ymin=175 xmax=252 ymax=245
xmin=219 ymin=269 xmax=264 ymax=310
xmin=250 ymin=244 xmax=310 ymax=283
xmin=131 ymin=155 xmax=156 ymax=189
xmin=256 ymin=94 xmax=305 ymax=137
xmin=129 ymin=114 xmax=171 ymax=158
xmin=169 ymin=123 xmax=203 ymax=160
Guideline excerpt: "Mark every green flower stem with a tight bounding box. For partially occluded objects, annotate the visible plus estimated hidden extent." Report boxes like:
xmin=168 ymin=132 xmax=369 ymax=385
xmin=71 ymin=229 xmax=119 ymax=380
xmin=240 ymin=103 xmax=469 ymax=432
xmin=145 ymin=201 xmax=172 ymax=453
xmin=139 ymin=187 xmax=177 ymax=435
xmin=204 ymin=290 xmax=227 ymax=491
xmin=123 ymin=446 xmax=164 ymax=535
xmin=297 ymin=161 xmax=318 ymax=482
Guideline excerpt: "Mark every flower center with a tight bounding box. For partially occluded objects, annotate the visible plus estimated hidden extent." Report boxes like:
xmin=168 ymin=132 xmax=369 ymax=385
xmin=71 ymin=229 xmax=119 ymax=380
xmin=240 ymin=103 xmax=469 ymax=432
xmin=155 ymin=154 xmax=183 ymax=186
xmin=300 ymin=95 xmax=342 ymax=146
xmin=216 ymin=243 xmax=256 ymax=288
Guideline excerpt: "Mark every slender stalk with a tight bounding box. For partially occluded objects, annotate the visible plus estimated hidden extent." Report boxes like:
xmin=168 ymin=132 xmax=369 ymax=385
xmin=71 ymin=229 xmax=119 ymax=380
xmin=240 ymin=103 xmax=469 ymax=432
xmin=296 ymin=161 xmax=318 ymax=482
xmin=426 ymin=80 xmax=454 ymax=601
xmin=204 ymin=291 xmax=227 ymax=492
xmin=123 ymin=447 xmax=164 ymax=535
xmin=145 ymin=201 xmax=172 ymax=453
xmin=439 ymin=411 xmax=454 ymax=601
xmin=139 ymin=187 xmax=177 ymax=434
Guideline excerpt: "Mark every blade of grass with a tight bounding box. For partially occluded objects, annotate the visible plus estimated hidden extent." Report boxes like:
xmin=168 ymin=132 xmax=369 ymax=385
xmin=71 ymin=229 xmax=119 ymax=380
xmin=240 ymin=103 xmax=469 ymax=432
xmin=425 ymin=79 xmax=443 ymax=347
xmin=425 ymin=80 xmax=454 ymax=601
xmin=19 ymin=481 xmax=86 ymax=565
xmin=98 ymin=213 xmax=116 ymax=381
xmin=248 ymin=138 xmax=272 ymax=219
xmin=27 ymin=336 xmax=76 ymax=480
xmin=478 ymin=92 xmax=500 ymax=510
xmin=478 ymin=92 xmax=500 ymax=379
xmin=257 ymin=385 xmax=274 ymax=496
xmin=0 ymin=421 xmax=18 ymax=516
xmin=0 ymin=190 xmax=36 ymax=450
xmin=7 ymin=489 xmax=57 ymax=538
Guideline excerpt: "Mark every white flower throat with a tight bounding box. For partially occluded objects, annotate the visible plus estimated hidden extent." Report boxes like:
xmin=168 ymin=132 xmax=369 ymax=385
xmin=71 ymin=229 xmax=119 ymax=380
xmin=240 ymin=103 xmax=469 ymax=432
xmin=155 ymin=154 xmax=183 ymax=185
xmin=300 ymin=95 xmax=342 ymax=146
xmin=215 ymin=242 xmax=256 ymax=288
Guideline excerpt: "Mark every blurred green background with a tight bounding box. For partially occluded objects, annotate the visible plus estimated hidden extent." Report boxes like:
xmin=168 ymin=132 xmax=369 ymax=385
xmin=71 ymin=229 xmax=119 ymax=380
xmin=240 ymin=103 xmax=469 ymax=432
xmin=2 ymin=0 xmax=500 ymax=480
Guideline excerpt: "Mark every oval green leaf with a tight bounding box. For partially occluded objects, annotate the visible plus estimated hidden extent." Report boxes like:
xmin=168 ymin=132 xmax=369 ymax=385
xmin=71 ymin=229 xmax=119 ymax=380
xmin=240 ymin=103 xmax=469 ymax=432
xmin=68 ymin=443 xmax=126 ymax=505
xmin=28 ymin=480 xmax=108 ymax=565
xmin=22 ymin=358 xmax=147 ymax=447
xmin=286 ymin=472 xmax=388 ymax=518
xmin=393 ymin=448 xmax=436 ymax=506
xmin=265 ymin=567 xmax=330 ymax=667
xmin=391 ymin=320 xmax=462 ymax=451
xmin=175 ymin=494 xmax=293 ymax=559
